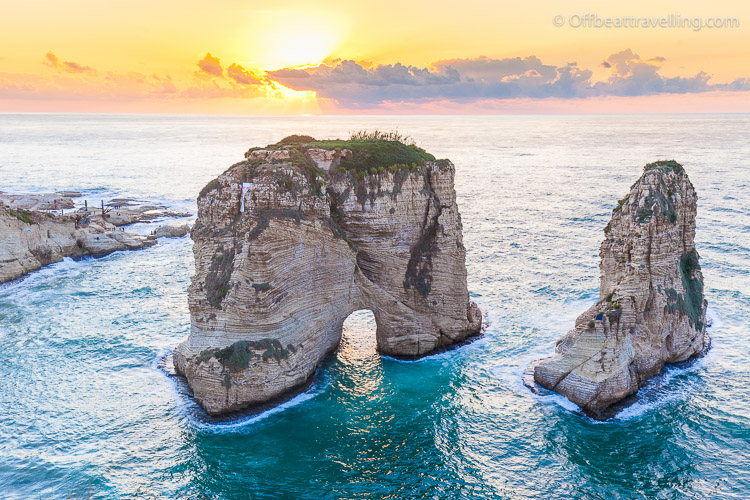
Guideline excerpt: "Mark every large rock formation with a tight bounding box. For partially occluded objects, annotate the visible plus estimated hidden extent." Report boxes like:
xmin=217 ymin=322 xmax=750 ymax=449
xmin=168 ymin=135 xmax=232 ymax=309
xmin=532 ymin=160 xmax=708 ymax=417
xmin=174 ymin=135 xmax=482 ymax=415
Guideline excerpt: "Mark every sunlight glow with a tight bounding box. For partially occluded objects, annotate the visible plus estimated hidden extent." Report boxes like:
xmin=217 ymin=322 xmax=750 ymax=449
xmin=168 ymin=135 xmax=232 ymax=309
xmin=266 ymin=81 xmax=317 ymax=101
xmin=246 ymin=12 xmax=342 ymax=70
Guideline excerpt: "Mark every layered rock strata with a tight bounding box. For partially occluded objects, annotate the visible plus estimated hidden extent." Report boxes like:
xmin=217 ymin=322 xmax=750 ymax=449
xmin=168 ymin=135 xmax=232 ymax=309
xmin=532 ymin=161 xmax=708 ymax=416
xmin=174 ymin=137 xmax=482 ymax=415
xmin=0 ymin=201 xmax=190 ymax=284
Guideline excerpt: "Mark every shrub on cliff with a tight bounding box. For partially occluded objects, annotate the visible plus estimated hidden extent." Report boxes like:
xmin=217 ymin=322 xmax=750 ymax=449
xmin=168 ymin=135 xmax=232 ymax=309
xmin=10 ymin=209 xmax=35 ymax=225
xmin=276 ymin=134 xmax=317 ymax=145
xmin=199 ymin=178 xmax=222 ymax=199
xmin=310 ymin=139 xmax=435 ymax=174
xmin=268 ymin=130 xmax=436 ymax=175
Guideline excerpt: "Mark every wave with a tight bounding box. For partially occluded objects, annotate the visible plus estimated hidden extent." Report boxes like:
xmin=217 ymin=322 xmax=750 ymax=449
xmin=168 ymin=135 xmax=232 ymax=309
xmin=154 ymin=349 xmax=327 ymax=433
xmin=0 ymin=257 xmax=84 ymax=295
xmin=382 ymin=302 xmax=494 ymax=365
xmin=506 ymin=314 xmax=717 ymax=423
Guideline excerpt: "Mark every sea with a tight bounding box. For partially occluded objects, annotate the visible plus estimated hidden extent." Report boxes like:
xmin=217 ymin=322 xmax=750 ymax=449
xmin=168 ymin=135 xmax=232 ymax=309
xmin=0 ymin=113 xmax=748 ymax=499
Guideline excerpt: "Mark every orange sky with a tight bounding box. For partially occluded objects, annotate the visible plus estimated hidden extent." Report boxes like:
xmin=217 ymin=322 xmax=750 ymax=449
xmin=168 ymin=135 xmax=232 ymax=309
xmin=1 ymin=0 xmax=749 ymax=113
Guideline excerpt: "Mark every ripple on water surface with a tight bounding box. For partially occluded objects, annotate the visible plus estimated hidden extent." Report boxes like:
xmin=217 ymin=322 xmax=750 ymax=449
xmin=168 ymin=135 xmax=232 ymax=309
xmin=0 ymin=114 xmax=749 ymax=498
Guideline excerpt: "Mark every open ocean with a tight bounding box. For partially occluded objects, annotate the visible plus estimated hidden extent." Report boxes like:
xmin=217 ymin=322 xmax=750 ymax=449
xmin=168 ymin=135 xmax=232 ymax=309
xmin=0 ymin=113 xmax=748 ymax=499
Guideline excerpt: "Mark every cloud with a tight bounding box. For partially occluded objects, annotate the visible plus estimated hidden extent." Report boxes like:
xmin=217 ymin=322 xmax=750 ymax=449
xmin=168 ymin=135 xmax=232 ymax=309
xmin=268 ymin=56 xmax=597 ymax=105
xmin=3 ymin=49 xmax=746 ymax=111
xmin=227 ymin=63 xmax=262 ymax=85
xmin=0 ymin=70 xmax=182 ymax=101
xmin=596 ymin=49 xmax=711 ymax=96
xmin=43 ymin=51 xmax=95 ymax=73
xmin=268 ymin=50 xmax=746 ymax=105
xmin=44 ymin=52 xmax=59 ymax=67
xmin=180 ymin=79 xmax=264 ymax=99
xmin=197 ymin=53 xmax=223 ymax=77
xmin=718 ymin=78 xmax=750 ymax=91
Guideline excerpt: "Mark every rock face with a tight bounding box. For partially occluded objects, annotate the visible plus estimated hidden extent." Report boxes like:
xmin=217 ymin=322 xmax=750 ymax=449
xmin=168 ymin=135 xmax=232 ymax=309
xmin=0 ymin=200 xmax=191 ymax=284
xmin=0 ymin=204 xmax=155 ymax=283
xmin=532 ymin=161 xmax=708 ymax=416
xmin=152 ymin=224 xmax=191 ymax=239
xmin=174 ymin=136 xmax=482 ymax=415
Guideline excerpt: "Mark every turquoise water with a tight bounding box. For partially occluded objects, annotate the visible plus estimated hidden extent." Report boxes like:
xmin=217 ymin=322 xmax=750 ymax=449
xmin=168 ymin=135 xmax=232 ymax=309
xmin=0 ymin=114 xmax=748 ymax=498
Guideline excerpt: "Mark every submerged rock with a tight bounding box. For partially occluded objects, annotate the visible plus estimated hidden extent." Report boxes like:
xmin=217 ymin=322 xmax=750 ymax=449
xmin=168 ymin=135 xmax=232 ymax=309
xmin=174 ymin=136 xmax=482 ymax=415
xmin=532 ymin=160 xmax=708 ymax=417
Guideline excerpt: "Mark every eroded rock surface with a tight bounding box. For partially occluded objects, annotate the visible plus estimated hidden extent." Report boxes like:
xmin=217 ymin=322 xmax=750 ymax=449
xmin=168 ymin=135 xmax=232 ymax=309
xmin=0 ymin=200 xmax=192 ymax=284
xmin=174 ymin=136 xmax=482 ymax=415
xmin=532 ymin=160 xmax=708 ymax=417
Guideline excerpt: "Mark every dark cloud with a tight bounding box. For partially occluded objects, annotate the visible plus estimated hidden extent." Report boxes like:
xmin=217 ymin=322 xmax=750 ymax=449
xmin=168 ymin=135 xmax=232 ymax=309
xmin=718 ymin=78 xmax=750 ymax=91
xmin=197 ymin=53 xmax=223 ymax=77
xmin=432 ymin=55 xmax=558 ymax=83
xmin=268 ymin=56 xmax=597 ymax=105
xmin=43 ymin=51 xmax=95 ymax=73
xmin=267 ymin=50 xmax=745 ymax=105
xmin=227 ymin=63 xmax=262 ymax=85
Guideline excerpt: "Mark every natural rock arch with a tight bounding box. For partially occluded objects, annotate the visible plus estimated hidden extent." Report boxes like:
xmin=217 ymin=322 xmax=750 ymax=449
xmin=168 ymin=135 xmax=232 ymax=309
xmin=174 ymin=138 xmax=482 ymax=415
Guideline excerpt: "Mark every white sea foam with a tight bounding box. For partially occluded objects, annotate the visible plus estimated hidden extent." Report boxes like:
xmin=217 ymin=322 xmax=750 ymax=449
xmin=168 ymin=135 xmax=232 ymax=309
xmin=155 ymin=349 xmax=329 ymax=432
xmin=507 ymin=336 xmax=712 ymax=423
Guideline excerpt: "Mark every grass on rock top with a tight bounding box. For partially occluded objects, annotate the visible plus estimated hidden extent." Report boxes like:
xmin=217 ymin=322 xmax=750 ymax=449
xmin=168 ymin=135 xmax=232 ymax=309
xmin=198 ymin=131 xmax=442 ymax=201
xmin=258 ymin=131 xmax=437 ymax=174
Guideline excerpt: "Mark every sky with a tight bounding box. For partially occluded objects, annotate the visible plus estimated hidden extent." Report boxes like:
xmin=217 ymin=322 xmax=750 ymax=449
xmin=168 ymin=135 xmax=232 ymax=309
xmin=1 ymin=0 xmax=749 ymax=114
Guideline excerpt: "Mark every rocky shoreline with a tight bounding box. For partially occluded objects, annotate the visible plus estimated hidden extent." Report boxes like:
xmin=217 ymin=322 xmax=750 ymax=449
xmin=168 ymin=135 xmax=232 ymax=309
xmin=0 ymin=192 xmax=191 ymax=284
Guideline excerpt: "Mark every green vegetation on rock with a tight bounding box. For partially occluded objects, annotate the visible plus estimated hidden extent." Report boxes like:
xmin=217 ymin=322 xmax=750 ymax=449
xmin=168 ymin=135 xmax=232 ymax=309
xmin=664 ymin=248 xmax=705 ymax=330
xmin=197 ymin=338 xmax=293 ymax=375
xmin=637 ymin=187 xmax=677 ymax=224
xmin=10 ymin=209 xmax=35 ymax=225
xmin=643 ymin=159 xmax=685 ymax=175
xmin=199 ymin=178 xmax=221 ymax=199
xmin=206 ymin=245 xmax=235 ymax=308
xmin=261 ymin=130 xmax=437 ymax=175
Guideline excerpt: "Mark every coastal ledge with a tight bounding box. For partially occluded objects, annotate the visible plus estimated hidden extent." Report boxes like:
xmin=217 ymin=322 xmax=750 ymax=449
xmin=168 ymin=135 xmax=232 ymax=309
xmin=530 ymin=160 xmax=709 ymax=418
xmin=174 ymin=133 xmax=482 ymax=415
xmin=0 ymin=193 xmax=191 ymax=284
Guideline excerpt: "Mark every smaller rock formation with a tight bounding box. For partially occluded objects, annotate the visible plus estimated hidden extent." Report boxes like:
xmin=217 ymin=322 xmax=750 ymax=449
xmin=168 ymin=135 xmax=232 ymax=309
xmin=175 ymin=134 xmax=482 ymax=415
xmin=0 ymin=197 xmax=192 ymax=284
xmin=532 ymin=161 xmax=708 ymax=417
xmin=152 ymin=224 xmax=191 ymax=239
xmin=0 ymin=192 xmax=76 ymax=211
xmin=99 ymin=199 xmax=191 ymax=226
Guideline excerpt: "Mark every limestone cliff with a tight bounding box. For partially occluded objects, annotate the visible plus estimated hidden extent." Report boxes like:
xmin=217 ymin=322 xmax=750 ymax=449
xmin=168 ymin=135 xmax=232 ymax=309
xmin=0 ymin=197 xmax=191 ymax=284
xmin=174 ymin=135 xmax=482 ymax=415
xmin=532 ymin=160 xmax=708 ymax=416
xmin=0 ymin=204 xmax=156 ymax=283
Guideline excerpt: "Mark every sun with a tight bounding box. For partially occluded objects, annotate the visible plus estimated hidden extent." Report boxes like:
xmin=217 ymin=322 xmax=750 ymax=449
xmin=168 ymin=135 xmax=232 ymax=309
xmin=270 ymin=26 xmax=337 ymax=69
xmin=245 ymin=11 xmax=343 ymax=70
